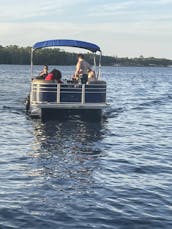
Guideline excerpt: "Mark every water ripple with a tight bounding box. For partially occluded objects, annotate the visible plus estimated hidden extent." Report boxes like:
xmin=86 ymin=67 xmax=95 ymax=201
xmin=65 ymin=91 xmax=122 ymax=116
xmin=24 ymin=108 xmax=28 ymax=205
xmin=0 ymin=66 xmax=172 ymax=228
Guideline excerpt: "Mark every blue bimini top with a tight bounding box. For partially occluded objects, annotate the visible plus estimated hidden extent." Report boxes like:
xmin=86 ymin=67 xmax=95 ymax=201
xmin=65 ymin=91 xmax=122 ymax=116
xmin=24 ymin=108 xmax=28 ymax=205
xmin=32 ymin=39 xmax=101 ymax=53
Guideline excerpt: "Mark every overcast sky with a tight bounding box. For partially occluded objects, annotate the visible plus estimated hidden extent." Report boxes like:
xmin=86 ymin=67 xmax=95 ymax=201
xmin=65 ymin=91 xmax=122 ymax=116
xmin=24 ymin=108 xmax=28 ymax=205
xmin=1 ymin=0 xmax=172 ymax=58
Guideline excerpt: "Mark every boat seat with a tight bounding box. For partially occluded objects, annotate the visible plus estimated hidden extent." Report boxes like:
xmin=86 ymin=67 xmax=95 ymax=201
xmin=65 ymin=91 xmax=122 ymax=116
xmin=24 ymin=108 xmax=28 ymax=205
xmin=32 ymin=79 xmax=55 ymax=84
xmin=89 ymin=80 xmax=106 ymax=84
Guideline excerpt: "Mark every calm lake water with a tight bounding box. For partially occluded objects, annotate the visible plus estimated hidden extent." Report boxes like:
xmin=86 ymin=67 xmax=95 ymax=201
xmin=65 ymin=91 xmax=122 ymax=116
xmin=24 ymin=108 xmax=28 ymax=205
xmin=0 ymin=65 xmax=172 ymax=228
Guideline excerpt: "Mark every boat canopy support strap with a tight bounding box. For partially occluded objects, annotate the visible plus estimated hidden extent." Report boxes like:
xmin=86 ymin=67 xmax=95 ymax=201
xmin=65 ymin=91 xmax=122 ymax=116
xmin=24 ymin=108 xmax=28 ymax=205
xmin=97 ymin=51 xmax=102 ymax=80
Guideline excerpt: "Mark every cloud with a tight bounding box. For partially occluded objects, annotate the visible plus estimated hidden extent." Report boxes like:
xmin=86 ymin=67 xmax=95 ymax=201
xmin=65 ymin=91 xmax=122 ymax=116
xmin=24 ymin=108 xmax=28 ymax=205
xmin=0 ymin=0 xmax=90 ymax=22
xmin=0 ymin=0 xmax=172 ymax=58
xmin=88 ymin=1 xmax=136 ymax=17
xmin=0 ymin=0 xmax=64 ymax=22
xmin=0 ymin=22 xmax=81 ymax=46
xmin=1 ymin=18 xmax=171 ymax=48
xmin=88 ymin=0 xmax=172 ymax=21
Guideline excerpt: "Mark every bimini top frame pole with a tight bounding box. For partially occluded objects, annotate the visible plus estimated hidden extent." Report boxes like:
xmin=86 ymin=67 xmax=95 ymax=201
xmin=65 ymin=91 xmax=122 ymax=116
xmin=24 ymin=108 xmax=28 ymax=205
xmin=97 ymin=51 xmax=102 ymax=80
xmin=30 ymin=39 xmax=102 ymax=78
xmin=30 ymin=47 xmax=34 ymax=79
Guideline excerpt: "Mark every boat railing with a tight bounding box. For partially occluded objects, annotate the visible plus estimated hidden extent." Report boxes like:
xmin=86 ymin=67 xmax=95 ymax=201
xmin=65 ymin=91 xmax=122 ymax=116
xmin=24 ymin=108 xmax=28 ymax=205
xmin=30 ymin=80 xmax=106 ymax=104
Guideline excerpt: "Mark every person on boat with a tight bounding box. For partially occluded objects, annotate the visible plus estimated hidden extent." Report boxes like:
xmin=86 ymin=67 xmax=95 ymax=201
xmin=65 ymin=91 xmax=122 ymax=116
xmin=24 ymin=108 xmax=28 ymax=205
xmin=45 ymin=69 xmax=63 ymax=83
xmin=74 ymin=54 xmax=91 ymax=84
xmin=37 ymin=65 xmax=48 ymax=79
xmin=87 ymin=69 xmax=96 ymax=83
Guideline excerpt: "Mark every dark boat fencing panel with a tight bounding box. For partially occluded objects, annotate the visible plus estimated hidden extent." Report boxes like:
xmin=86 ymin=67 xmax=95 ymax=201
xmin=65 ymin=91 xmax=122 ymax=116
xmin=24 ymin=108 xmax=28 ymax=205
xmin=30 ymin=80 xmax=106 ymax=104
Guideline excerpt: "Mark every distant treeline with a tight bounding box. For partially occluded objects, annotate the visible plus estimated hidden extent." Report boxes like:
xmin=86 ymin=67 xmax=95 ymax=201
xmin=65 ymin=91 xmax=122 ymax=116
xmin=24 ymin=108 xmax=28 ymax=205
xmin=0 ymin=45 xmax=172 ymax=67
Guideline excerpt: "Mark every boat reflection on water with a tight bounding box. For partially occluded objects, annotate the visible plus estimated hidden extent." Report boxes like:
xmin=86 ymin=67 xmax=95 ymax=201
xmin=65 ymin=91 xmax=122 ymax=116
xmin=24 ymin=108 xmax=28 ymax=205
xmin=28 ymin=118 xmax=106 ymax=196
xmin=32 ymin=118 xmax=105 ymax=151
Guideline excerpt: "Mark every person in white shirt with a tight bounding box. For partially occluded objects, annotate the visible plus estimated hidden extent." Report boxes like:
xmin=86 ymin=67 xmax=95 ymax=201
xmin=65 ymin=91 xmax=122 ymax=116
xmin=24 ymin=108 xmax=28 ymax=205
xmin=74 ymin=54 xmax=91 ymax=84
